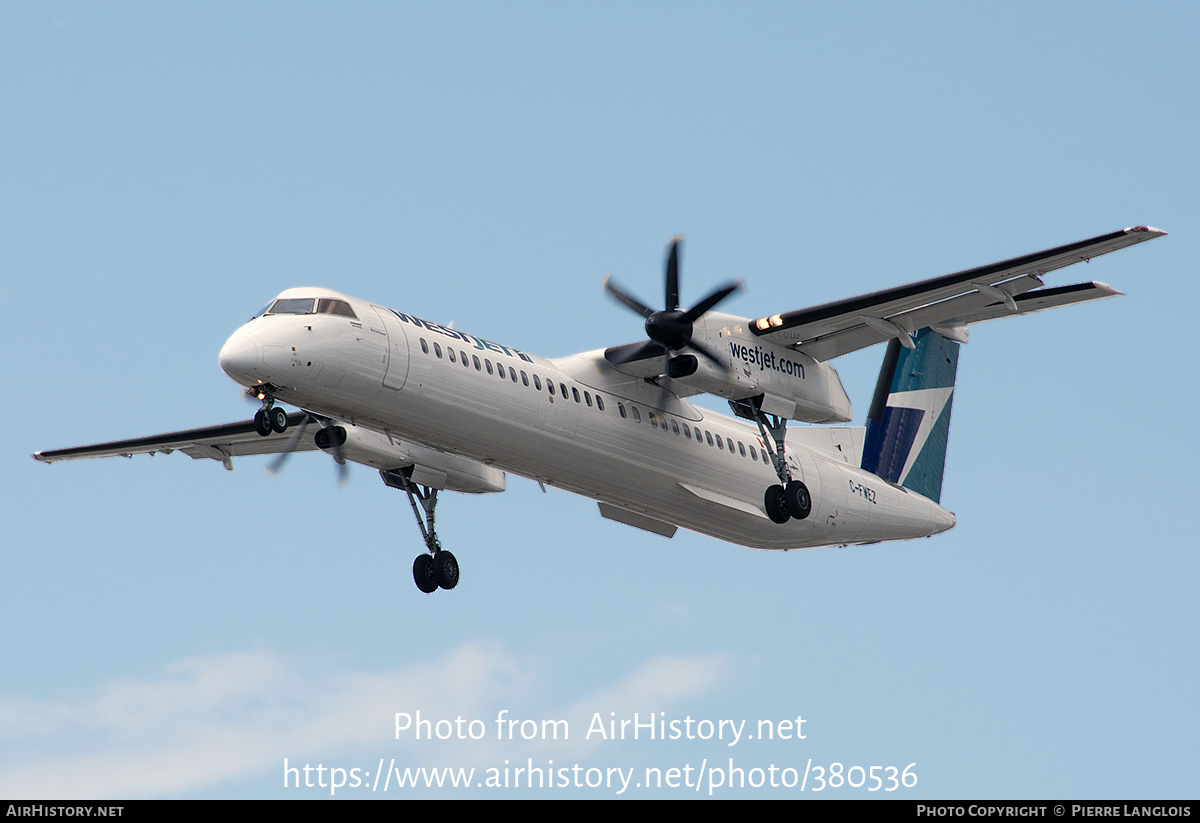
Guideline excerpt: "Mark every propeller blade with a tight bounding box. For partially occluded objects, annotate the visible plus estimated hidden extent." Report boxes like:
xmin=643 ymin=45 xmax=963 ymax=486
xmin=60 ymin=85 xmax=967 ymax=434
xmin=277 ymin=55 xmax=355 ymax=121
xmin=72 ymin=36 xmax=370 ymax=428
xmin=607 ymin=339 xmax=667 ymax=367
xmin=687 ymin=338 xmax=727 ymax=370
xmin=682 ymin=280 xmax=745 ymax=323
xmin=320 ymin=421 xmax=351 ymax=486
xmin=265 ymin=414 xmax=311 ymax=476
xmin=602 ymin=274 xmax=655 ymax=319
xmin=665 ymin=236 xmax=682 ymax=311
xmin=655 ymin=351 xmax=674 ymax=409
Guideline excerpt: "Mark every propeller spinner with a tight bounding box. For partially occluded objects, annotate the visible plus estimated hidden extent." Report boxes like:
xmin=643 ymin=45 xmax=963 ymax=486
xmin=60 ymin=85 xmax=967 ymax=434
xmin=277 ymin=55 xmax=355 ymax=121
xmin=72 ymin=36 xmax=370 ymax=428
xmin=603 ymin=237 xmax=743 ymax=372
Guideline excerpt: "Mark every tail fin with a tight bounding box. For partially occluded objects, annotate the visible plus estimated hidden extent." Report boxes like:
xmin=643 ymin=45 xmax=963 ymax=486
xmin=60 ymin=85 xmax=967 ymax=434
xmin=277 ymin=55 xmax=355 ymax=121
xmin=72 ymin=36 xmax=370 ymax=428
xmin=860 ymin=328 xmax=960 ymax=503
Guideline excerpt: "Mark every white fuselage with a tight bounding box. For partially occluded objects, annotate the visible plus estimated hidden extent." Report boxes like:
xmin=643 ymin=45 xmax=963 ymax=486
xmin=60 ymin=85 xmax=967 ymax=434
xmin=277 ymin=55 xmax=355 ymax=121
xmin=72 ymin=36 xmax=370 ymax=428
xmin=218 ymin=288 xmax=955 ymax=551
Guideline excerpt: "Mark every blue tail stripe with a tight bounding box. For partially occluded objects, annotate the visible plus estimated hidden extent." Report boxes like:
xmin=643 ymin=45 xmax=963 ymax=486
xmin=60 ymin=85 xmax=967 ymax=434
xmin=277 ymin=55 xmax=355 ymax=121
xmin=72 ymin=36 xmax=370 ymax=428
xmin=861 ymin=406 xmax=925 ymax=482
xmin=861 ymin=328 xmax=960 ymax=503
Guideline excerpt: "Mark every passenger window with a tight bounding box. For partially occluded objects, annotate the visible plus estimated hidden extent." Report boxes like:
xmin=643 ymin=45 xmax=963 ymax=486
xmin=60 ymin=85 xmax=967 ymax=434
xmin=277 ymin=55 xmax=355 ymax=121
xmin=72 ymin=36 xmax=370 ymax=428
xmin=596 ymin=396 xmax=604 ymax=411
xmin=727 ymin=437 xmax=734 ymax=452
xmin=473 ymin=355 xmax=481 ymax=371
xmin=485 ymin=359 xmax=493 ymax=375
xmin=671 ymin=420 xmax=679 ymax=435
xmin=683 ymin=424 xmax=692 ymax=440
xmin=632 ymin=407 xmax=641 ymax=423
xmin=584 ymin=391 xmax=592 ymax=407
xmin=572 ymin=387 xmax=580 ymax=403
xmin=420 ymin=338 xmax=429 ymax=354
xmin=534 ymin=375 xmax=542 ymax=390
xmin=560 ymin=383 xmax=568 ymax=398
xmin=434 ymin=342 xmax=442 ymax=358
xmin=548 ymin=382 xmax=555 ymax=397
xmin=618 ymin=402 xmax=626 ymax=418
xmin=706 ymin=432 xmax=714 ymax=446
xmin=448 ymin=349 xmax=456 ymax=363
xmin=521 ymin=371 xmax=529 ymax=387
xmin=509 ymin=367 xmax=518 ymax=382
xmin=738 ymin=442 xmax=746 ymax=457
xmin=717 ymin=436 xmax=724 ymax=450
xmin=649 ymin=414 xmax=658 ymax=429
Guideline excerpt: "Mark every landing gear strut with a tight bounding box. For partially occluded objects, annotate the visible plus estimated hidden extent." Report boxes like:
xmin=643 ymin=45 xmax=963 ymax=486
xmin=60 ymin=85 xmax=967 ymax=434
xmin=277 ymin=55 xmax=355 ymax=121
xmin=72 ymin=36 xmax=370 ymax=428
xmin=733 ymin=397 xmax=812 ymax=524
xmin=381 ymin=469 xmax=459 ymax=593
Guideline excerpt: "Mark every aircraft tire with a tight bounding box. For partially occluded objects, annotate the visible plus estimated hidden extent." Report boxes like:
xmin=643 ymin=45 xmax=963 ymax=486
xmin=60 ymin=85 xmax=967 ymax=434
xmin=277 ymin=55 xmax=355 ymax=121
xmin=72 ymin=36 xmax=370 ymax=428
xmin=764 ymin=485 xmax=790 ymax=524
xmin=434 ymin=551 xmax=460 ymax=590
xmin=269 ymin=406 xmax=289 ymax=433
xmin=784 ymin=480 xmax=812 ymax=520
xmin=253 ymin=409 xmax=272 ymax=437
xmin=413 ymin=554 xmax=439 ymax=594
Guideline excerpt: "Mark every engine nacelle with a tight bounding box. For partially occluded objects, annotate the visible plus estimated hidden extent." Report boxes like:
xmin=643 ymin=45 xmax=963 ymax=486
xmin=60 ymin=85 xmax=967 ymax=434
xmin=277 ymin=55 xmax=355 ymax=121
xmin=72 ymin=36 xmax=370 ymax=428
xmin=318 ymin=423 xmax=506 ymax=493
xmin=672 ymin=313 xmax=853 ymax=423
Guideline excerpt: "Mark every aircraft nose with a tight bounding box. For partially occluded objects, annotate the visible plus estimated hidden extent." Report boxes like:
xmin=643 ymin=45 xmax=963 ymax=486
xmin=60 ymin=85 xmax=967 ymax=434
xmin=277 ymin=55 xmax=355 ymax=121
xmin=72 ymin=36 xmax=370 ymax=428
xmin=219 ymin=331 xmax=261 ymax=384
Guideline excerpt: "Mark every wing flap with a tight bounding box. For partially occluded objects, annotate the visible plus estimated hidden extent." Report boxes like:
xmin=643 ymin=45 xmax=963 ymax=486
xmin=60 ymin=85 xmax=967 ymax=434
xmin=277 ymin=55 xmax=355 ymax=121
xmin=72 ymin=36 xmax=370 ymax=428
xmin=796 ymin=273 xmax=1045 ymax=360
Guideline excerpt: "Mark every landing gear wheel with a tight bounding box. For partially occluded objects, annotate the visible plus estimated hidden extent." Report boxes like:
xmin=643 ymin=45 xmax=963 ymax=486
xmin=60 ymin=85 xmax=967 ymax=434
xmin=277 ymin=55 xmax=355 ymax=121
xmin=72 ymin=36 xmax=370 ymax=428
xmin=253 ymin=409 xmax=272 ymax=437
xmin=764 ymin=485 xmax=791 ymax=524
xmin=434 ymin=551 xmax=459 ymax=590
xmin=269 ymin=406 xmax=289 ymax=433
xmin=784 ymin=480 xmax=811 ymax=520
xmin=413 ymin=554 xmax=439 ymax=594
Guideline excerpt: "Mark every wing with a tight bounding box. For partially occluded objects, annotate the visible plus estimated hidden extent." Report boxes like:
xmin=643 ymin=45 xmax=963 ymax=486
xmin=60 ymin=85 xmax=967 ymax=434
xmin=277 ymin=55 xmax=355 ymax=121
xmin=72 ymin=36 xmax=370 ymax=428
xmin=750 ymin=226 xmax=1165 ymax=360
xmin=32 ymin=411 xmax=317 ymax=471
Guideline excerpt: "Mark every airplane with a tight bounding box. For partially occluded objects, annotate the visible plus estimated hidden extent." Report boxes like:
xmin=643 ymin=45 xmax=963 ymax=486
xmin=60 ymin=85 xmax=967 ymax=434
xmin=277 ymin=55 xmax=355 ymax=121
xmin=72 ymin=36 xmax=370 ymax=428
xmin=33 ymin=226 xmax=1166 ymax=593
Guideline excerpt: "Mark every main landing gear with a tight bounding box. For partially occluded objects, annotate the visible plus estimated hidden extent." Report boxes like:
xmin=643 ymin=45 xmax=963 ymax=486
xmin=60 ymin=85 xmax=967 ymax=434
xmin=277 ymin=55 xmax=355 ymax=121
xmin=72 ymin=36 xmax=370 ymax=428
xmin=734 ymin=398 xmax=812 ymax=525
xmin=381 ymin=469 xmax=459 ymax=594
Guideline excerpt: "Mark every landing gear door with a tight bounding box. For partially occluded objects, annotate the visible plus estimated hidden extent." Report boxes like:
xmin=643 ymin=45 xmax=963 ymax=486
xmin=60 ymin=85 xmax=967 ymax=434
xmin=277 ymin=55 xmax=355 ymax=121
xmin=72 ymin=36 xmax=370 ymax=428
xmin=370 ymin=306 xmax=410 ymax=390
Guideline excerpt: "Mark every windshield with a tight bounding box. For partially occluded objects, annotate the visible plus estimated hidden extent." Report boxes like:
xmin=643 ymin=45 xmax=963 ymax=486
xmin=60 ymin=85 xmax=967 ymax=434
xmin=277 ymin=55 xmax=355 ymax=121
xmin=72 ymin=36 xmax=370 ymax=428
xmin=266 ymin=298 xmax=316 ymax=315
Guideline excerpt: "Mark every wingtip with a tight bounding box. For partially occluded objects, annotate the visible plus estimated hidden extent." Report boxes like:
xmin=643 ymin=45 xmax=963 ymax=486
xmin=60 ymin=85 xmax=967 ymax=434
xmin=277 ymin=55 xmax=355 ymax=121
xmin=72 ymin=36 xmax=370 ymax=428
xmin=1127 ymin=225 xmax=1167 ymax=238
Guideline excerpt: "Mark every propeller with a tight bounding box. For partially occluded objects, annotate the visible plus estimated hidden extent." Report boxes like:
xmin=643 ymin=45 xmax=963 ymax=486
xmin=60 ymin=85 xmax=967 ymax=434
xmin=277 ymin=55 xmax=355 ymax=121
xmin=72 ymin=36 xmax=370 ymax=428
xmin=603 ymin=236 xmax=743 ymax=376
xmin=265 ymin=413 xmax=312 ymax=476
xmin=264 ymin=411 xmax=350 ymax=485
xmin=321 ymin=420 xmax=351 ymax=486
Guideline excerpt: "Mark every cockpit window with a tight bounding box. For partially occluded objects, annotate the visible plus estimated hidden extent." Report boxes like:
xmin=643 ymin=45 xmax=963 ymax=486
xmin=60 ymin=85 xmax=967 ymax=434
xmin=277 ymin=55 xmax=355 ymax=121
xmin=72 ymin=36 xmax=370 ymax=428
xmin=267 ymin=298 xmax=315 ymax=315
xmin=317 ymin=298 xmax=357 ymax=319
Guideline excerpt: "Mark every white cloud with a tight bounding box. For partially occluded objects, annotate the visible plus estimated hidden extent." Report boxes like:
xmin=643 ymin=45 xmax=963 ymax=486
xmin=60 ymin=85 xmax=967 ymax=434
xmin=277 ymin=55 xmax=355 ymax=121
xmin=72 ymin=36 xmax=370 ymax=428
xmin=0 ymin=645 xmax=734 ymax=798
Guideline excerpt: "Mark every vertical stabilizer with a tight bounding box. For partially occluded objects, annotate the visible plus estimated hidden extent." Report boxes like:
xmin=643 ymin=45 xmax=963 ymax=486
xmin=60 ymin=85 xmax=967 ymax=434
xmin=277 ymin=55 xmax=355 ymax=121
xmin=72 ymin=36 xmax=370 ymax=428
xmin=860 ymin=328 xmax=960 ymax=502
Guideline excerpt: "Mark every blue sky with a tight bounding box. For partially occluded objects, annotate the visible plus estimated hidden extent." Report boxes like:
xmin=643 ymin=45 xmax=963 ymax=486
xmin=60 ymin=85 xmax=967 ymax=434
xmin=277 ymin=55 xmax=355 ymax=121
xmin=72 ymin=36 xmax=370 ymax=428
xmin=2 ymin=2 xmax=1196 ymax=798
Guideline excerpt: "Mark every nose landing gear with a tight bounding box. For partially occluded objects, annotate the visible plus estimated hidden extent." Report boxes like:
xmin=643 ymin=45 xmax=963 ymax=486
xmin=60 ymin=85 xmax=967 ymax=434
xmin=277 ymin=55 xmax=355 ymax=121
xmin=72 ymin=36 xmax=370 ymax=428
xmin=250 ymin=387 xmax=289 ymax=436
